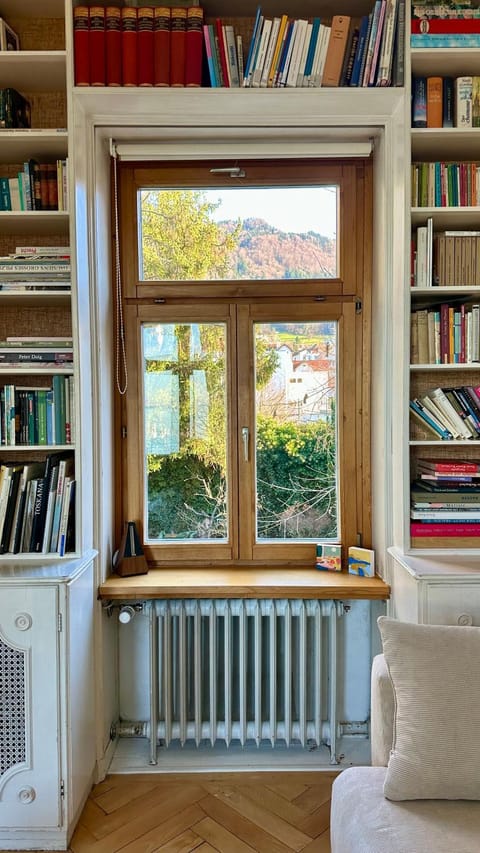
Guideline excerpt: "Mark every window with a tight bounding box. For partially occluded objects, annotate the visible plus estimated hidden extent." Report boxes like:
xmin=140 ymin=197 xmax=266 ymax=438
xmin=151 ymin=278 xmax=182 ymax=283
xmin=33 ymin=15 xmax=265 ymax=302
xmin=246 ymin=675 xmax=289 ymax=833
xmin=116 ymin=159 xmax=372 ymax=566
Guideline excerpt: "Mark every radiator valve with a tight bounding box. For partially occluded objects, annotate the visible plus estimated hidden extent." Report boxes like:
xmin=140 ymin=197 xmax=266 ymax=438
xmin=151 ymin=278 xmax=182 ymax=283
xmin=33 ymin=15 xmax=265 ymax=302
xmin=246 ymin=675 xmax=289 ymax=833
xmin=119 ymin=605 xmax=136 ymax=624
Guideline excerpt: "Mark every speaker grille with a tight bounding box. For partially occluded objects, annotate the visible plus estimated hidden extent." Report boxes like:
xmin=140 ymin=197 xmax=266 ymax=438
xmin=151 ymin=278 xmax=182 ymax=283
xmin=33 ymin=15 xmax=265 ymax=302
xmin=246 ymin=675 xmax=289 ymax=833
xmin=0 ymin=637 xmax=26 ymax=776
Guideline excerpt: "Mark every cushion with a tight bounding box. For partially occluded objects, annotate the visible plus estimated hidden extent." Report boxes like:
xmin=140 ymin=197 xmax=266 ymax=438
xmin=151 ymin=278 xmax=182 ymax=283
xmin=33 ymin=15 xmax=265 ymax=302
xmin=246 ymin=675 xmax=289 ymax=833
xmin=331 ymin=766 xmax=480 ymax=853
xmin=377 ymin=615 xmax=480 ymax=801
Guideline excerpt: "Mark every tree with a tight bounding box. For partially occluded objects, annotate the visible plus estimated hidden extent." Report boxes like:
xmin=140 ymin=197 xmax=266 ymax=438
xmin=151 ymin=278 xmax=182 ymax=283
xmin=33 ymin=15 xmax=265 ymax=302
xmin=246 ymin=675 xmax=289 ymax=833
xmin=140 ymin=190 xmax=240 ymax=280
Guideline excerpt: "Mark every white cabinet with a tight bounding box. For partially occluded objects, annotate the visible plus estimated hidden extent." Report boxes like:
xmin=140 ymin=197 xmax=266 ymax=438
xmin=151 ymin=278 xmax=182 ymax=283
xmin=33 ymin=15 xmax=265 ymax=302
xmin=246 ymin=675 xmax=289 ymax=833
xmin=389 ymin=546 xmax=480 ymax=626
xmin=0 ymin=552 xmax=95 ymax=851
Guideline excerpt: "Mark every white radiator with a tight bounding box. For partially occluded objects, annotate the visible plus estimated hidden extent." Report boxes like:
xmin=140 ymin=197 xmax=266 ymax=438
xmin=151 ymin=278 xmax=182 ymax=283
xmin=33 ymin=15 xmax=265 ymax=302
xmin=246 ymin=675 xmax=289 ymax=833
xmin=139 ymin=598 xmax=343 ymax=764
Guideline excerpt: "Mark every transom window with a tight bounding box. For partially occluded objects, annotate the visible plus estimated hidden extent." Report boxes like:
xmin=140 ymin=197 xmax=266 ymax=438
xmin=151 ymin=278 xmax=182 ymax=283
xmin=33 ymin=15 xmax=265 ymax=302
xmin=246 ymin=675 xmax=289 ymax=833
xmin=116 ymin=159 xmax=372 ymax=566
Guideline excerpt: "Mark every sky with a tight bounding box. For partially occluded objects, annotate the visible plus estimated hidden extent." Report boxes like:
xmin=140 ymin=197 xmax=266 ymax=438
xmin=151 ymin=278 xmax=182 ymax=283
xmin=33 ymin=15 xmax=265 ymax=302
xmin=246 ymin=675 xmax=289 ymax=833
xmin=207 ymin=186 xmax=337 ymax=239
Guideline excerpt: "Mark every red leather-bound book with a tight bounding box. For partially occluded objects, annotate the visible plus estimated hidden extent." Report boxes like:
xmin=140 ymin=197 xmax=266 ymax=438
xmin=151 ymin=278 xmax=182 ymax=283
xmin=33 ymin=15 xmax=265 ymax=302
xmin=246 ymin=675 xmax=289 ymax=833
xmin=185 ymin=6 xmax=204 ymax=87
xmin=170 ymin=7 xmax=187 ymax=87
xmin=122 ymin=7 xmax=138 ymax=87
xmin=73 ymin=6 xmax=90 ymax=86
xmin=89 ymin=6 xmax=106 ymax=87
xmin=138 ymin=6 xmax=154 ymax=86
xmin=153 ymin=7 xmax=171 ymax=86
xmin=106 ymin=6 xmax=122 ymax=86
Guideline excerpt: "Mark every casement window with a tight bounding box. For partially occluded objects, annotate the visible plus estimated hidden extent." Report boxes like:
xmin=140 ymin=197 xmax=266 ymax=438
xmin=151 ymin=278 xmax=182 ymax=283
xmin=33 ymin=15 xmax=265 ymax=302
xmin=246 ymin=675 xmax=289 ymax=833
xmin=115 ymin=158 xmax=372 ymax=566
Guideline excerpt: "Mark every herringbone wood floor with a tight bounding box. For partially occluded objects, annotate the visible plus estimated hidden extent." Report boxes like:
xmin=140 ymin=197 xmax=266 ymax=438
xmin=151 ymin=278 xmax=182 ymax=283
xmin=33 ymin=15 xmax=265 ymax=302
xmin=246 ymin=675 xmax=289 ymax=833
xmin=65 ymin=771 xmax=337 ymax=853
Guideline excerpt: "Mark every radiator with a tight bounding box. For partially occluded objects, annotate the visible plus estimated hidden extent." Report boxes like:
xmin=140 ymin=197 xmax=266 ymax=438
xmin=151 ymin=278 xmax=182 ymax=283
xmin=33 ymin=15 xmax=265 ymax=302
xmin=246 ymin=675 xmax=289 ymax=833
xmin=133 ymin=598 xmax=343 ymax=764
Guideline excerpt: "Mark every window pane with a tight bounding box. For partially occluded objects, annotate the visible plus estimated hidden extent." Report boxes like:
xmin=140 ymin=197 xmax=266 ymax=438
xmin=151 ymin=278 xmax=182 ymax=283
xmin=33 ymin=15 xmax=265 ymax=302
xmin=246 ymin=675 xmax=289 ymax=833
xmin=138 ymin=186 xmax=337 ymax=281
xmin=142 ymin=322 xmax=228 ymax=542
xmin=254 ymin=322 xmax=338 ymax=541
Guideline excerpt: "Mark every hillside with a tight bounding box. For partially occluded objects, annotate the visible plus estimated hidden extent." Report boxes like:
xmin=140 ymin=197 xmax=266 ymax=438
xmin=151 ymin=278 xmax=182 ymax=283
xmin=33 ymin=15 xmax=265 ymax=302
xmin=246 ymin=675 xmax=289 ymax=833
xmin=220 ymin=217 xmax=336 ymax=279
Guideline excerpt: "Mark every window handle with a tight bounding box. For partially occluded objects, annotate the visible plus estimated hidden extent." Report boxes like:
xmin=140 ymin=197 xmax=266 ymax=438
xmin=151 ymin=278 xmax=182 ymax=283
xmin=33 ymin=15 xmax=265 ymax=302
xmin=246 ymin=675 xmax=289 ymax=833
xmin=242 ymin=427 xmax=249 ymax=462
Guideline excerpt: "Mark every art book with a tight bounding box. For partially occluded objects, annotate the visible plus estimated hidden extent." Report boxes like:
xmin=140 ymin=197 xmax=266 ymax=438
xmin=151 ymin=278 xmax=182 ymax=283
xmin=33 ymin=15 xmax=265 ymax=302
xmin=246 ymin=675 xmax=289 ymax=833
xmin=316 ymin=544 xmax=342 ymax=572
xmin=348 ymin=546 xmax=375 ymax=577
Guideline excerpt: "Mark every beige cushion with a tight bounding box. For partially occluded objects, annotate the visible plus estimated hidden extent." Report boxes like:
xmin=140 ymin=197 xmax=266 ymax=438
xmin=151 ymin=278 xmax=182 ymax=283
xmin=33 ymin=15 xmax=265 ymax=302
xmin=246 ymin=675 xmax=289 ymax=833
xmin=377 ymin=615 xmax=480 ymax=801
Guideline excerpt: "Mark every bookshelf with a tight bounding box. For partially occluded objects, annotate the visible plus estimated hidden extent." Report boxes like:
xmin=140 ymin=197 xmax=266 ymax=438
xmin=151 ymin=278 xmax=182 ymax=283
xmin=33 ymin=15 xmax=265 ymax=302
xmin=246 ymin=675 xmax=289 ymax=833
xmin=409 ymin=45 xmax=480 ymax=553
xmin=0 ymin=0 xmax=78 ymax=561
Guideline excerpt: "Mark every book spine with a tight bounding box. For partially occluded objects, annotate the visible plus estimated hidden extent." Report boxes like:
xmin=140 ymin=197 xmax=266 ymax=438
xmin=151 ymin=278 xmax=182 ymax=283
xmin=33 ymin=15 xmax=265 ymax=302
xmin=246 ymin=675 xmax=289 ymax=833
xmin=368 ymin=0 xmax=387 ymax=86
xmin=411 ymin=34 xmax=480 ymax=47
xmin=89 ymin=6 xmax=106 ymax=87
xmin=170 ymin=7 xmax=187 ymax=87
xmin=138 ymin=6 xmax=154 ymax=86
xmin=185 ymin=7 xmax=204 ymax=87
xmin=106 ymin=7 xmax=122 ymax=87
xmin=427 ymin=76 xmax=442 ymax=128
xmin=215 ymin=19 xmax=230 ymax=87
xmin=322 ymin=15 xmax=351 ymax=87
xmin=412 ymin=76 xmax=427 ymax=127
xmin=411 ymin=18 xmax=480 ymax=33
xmin=411 ymin=521 xmax=480 ymax=535
xmin=455 ymin=76 xmax=473 ymax=128
xmin=122 ymin=7 xmax=138 ymax=87
xmin=392 ymin=0 xmax=405 ymax=86
xmin=153 ymin=7 xmax=171 ymax=87
xmin=73 ymin=6 xmax=90 ymax=86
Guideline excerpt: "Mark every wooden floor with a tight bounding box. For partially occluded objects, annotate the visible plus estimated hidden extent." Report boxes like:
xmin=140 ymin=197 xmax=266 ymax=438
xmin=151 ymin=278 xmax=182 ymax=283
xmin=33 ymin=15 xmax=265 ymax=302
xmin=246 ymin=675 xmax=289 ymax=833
xmin=65 ymin=771 xmax=336 ymax=853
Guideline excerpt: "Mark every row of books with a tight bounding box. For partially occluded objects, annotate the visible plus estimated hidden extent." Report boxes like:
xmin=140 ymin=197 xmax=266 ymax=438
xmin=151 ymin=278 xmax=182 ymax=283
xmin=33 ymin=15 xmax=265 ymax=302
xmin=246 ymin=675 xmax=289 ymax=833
xmin=73 ymin=1 xmax=404 ymax=89
xmin=413 ymin=224 xmax=480 ymax=287
xmin=0 ymin=453 xmax=75 ymax=556
xmin=0 ymin=160 xmax=69 ymax=213
xmin=412 ymin=162 xmax=480 ymax=208
xmin=411 ymin=303 xmax=480 ymax=364
xmin=73 ymin=5 xmax=204 ymax=87
xmin=412 ymin=76 xmax=479 ymax=129
xmin=1 ymin=376 xmax=74 ymax=448
xmin=411 ymin=461 xmax=480 ymax=538
xmin=410 ymin=384 xmax=480 ymax=440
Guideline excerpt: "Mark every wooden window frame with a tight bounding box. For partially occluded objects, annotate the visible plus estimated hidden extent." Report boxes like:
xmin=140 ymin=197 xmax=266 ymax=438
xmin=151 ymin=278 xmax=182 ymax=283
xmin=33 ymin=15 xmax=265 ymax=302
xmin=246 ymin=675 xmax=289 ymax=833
xmin=115 ymin=158 xmax=372 ymax=568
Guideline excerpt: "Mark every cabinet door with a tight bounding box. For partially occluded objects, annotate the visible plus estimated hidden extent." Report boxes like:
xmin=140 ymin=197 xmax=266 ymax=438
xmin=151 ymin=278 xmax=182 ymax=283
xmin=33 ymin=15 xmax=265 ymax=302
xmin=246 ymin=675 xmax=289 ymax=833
xmin=0 ymin=586 xmax=61 ymax=828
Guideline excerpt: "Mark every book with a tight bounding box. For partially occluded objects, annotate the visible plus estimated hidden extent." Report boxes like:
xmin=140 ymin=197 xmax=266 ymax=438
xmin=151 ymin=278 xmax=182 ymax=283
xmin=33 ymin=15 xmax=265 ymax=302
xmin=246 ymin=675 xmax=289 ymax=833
xmin=409 ymin=398 xmax=454 ymax=440
xmin=350 ymin=15 xmax=370 ymax=87
xmin=170 ymin=7 xmax=187 ymax=86
xmin=185 ymin=6 xmax=204 ymax=87
xmin=267 ymin=13 xmax=288 ymax=87
xmin=348 ymin=546 xmax=375 ymax=577
xmin=41 ymin=464 xmax=59 ymax=553
xmin=73 ymin=6 xmax=90 ymax=86
xmin=57 ymin=478 xmax=75 ymax=556
xmin=8 ymin=461 xmax=44 ymax=553
xmin=89 ymin=6 xmax=106 ymax=87
xmin=0 ymin=465 xmax=22 ymax=554
xmin=442 ymin=77 xmax=454 ymax=128
xmin=138 ymin=6 xmax=154 ymax=86
xmin=203 ymin=24 xmax=217 ymax=86
xmin=105 ymin=6 xmax=122 ymax=86
xmin=121 ymin=7 xmax=138 ymax=86
xmin=153 ymin=6 xmax=171 ymax=86
xmin=410 ymin=521 xmax=480 ymax=536
xmin=214 ymin=19 xmax=230 ymax=87
xmin=0 ymin=88 xmax=30 ymax=129
xmin=368 ymin=0 xmax=386 ymax=85
xmin=301 ymin=17 xmax=320 ymax=88
xmin=316 ymin=543 xmax=342 ymax=572
xmin=412 ymin=76 xmax=427 ymax=127
xmin=243 ymin=5 xmax=262 ymax=87
xmin=411 ymin=18 xmax=480 ymax=34
xmin=224 ymin=25 xmax=240 ymax=87
xmin=455 ymin=76 xmax=473 ymax=128
xmin=391 ymin=0 xmax=404 ymax=86
xmin=411 ymin=34 xmax=480 ymax=47
xmin=416 ymin=460 xmax=480 ymax=474
xmin=427 ymin=76 xmax=442 ymax=128
xmin=252 ymin=17 xmax=273 ymax=87
xmin=0 ymin=17 xmax=19 ymax=51
xmin=322 ymin=15 xmax=351 ymax=87
xmin=20 ymin=478 xmax=38 ymax=552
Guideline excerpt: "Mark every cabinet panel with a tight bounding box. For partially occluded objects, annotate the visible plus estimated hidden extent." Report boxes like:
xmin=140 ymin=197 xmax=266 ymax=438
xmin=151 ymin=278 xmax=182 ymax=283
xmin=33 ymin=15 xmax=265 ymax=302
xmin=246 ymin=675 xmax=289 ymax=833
xmin=426 ymin=583 xmax=480 ymax=626
xmin=0 ymin=586 xmax=60 ymax=828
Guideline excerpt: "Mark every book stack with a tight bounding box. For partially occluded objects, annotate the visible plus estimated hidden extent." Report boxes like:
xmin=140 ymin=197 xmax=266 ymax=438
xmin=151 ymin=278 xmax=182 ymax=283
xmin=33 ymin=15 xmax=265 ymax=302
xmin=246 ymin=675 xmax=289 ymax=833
xmin=0 ymin=88 xmax=30 ymax=128
xmin=0 ymin=452 xmax=75 ymax=555
xmin=1 ymin=374 xmax=74 ymax=447
xmin=410 ymin=385 xmax=480 ymax=440
xmin=412 ymin=75 xmax=480 ymax=128
xmin=412 ymin=161 xmax=480 ymax=208
xmin=73 ymin=0 xmax=405 ymax=89
xmin=411 ymin=303 xmax=480 ymax=364
xmin=411 ymin=1 xmax=480 ymax=48
xmin=0 ymin=247 xmax=71 ymax=293
xmin=411 ymin=459 xmax=480 ymax=539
